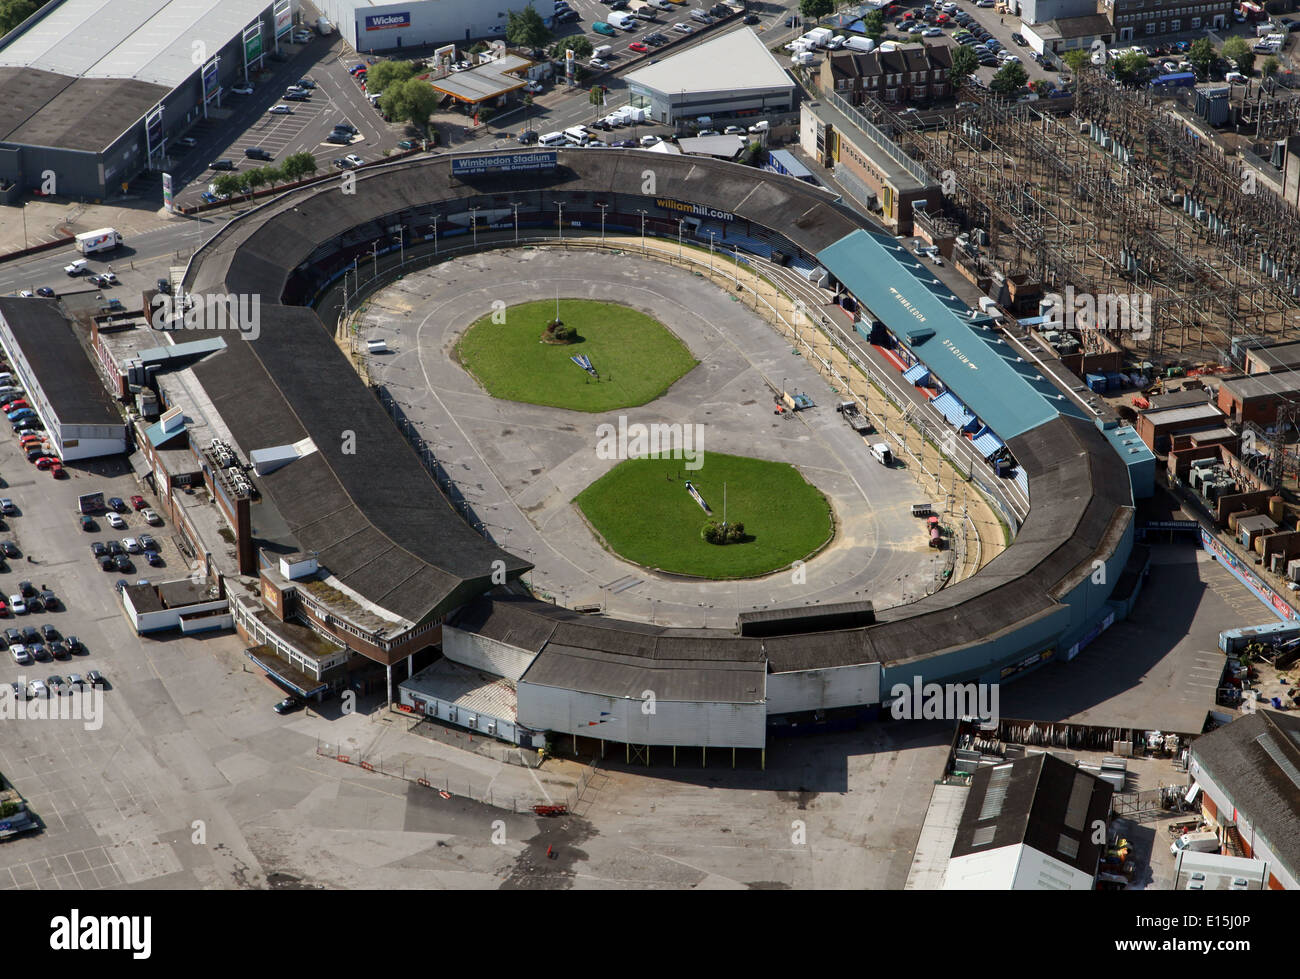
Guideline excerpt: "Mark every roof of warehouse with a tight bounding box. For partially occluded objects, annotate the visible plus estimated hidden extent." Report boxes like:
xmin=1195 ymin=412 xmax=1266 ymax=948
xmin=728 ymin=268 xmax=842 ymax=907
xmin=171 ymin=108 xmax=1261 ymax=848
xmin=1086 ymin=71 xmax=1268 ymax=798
xmin=1190 ymin=711 xmax=1300 ymax=876
xmin=949 ymin=754 xmax=1113 ymax=876
xmin=0 ymin=68 xmax=168 ymax=151
xmin=0 ymin=299 xmax=122 ymax=427
xmin=1218 ymin=371 xmax=1300 ymax=402
xmin=180 ymin=306 xmax=531 ymax=626
xmin=1139 ymin=403 xmax=1223 ymax=427
xmin=818 ymin=230 xmax=1085 ymax=439
xmin=0 ymin=0 xmax=271 ymax=88
xmin=626 ymin=27 xmax=796 ymax=96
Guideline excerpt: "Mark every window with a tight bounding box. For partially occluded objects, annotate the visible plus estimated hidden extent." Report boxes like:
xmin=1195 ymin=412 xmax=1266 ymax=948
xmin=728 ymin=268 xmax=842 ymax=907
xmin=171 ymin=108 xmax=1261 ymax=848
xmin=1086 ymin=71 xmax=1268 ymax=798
xmin=1144 ymin=20 xmax=1155 ymax=32
xmin=1191 ymin=16 xmax=1200 ymax=27
xmin=1171 ymin=18 xmax=1181 ymax=30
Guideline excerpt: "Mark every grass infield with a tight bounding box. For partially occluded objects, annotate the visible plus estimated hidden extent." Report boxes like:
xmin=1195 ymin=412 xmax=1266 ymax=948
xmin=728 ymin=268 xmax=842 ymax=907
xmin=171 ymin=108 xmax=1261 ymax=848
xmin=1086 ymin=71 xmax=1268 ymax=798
xmin=574 ymin=452 xmax=834 ymax=579
xmin=455 ymin=299 xmax=697 ymax=412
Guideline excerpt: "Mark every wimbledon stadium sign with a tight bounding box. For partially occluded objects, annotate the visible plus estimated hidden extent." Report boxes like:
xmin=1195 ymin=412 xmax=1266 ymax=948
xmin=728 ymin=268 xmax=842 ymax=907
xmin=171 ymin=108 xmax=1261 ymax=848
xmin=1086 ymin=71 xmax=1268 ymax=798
xmin=451 ymin=152 xmax=558 ymax=176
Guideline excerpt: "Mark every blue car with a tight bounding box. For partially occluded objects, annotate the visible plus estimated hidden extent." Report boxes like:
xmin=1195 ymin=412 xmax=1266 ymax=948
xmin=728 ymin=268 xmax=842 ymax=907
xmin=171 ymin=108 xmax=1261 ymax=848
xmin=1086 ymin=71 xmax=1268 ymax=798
xmin=7 ymin=409 xmax=33 ymax=422
xmin=199 ymin=191 xmax=218 ymax=204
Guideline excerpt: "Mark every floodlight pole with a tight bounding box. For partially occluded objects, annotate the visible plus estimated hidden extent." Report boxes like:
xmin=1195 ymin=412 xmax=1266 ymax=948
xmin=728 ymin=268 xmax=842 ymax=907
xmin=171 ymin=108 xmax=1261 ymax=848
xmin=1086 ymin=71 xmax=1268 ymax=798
xmin=637 ymin=209 xmax=648 ymax=255
xmin=398 ymin=226 xmax=405 ymax=268
xmin=433 ymin=215 xmax=439 ymax=256
xmin=597 ymin=202 xmax=608 ymax=242
xmin=708 ymin=231 xmax=717 ymax=272
xmin=554 ymin=200 xmax=564 ymax=241
xmin=470 ymin=206 xmax=480 ymax=246
xmin=678 ymin=219 xmax=684 ymax=258
xmin=511 ymin=201 xmax=521 ymax=244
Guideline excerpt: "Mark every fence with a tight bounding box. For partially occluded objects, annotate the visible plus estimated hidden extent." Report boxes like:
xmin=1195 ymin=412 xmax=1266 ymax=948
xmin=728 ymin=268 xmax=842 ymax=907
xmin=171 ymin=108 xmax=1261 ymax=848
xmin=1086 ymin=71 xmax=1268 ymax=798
xmin=315 ymin=737 xmax=600 ymax=814
xmin=342 ymin=230 xmax=1020 ymax=586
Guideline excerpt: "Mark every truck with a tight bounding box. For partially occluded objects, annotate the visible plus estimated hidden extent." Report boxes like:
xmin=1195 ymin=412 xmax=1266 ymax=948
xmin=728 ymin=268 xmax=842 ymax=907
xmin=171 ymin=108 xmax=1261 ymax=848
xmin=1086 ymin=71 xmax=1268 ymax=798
xmin=1170 ymin=830 xmax=1220 ymax=856
xmin=74 ymin=228 xmax=122 ymax=255
xmin=836 ymin=399 xmax=872 ymax=435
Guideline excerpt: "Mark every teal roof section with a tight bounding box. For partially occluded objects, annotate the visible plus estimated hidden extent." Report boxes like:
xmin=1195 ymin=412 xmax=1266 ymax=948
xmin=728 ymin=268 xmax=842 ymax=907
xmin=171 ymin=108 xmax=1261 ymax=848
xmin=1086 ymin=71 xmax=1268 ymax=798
xmin=144 ymin=416 xmax=187 ymax=447
xmin=818 ymin=229 xmax=1086 ymax=440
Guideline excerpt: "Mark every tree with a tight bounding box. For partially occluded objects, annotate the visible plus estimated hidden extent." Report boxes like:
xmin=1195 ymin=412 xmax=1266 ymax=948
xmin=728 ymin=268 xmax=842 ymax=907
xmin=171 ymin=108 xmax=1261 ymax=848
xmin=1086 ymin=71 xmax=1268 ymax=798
xmin=861 ymin=10 xmax=884 ymax=39
xmin=381 ymin=78 xmax=440 ymax=134
xmin=1263 ymin=55 xmax=1280 ymax=77
xmin=799 ymin=0 xmax=833 ymax=22
xmin=261 ymin=165 xmax=284 ymax=188
xmin=0 ymin=0 xmax=41 ymax=36
xmin=1187 ymin=37 xmax=1216 ymax=77
xmin=210 ymin=173 xmax=242 ymax=199
xmin=507 ymin=6 xmax=552 ymax=50
xmin=280 ymin=151 xmax=316 ymax=183
xmin=522 ymin=93 xmax=535 ymax=131
xmin=1062 ymin=49 xmax=1091 ymax=75
xmin=366 ymin=59 xmax=417 ymax=96
xmin=243 ymin=168 xmax=268 ymax=196
xmin=589 ymin=85 xmax=606 ymax=119
xmin=949 ymin=44 xmax=979 ymax=85
xmin=990 ymin=61 xmax=1027 ymax=95
xmin=1111 ymin=51 xmax=1150 ymax=84
xmin=550 ymin=35 xmax=592 ymax=59
xmin=1222 ymin=35 xmax=1254 ymax=76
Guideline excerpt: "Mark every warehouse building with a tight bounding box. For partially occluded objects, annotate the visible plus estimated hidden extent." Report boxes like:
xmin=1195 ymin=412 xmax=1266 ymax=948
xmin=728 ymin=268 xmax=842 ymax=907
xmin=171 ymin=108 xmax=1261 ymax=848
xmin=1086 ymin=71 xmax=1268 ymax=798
xmin=625 ymin=28 xmax=797 ymax=126
xmin=0 ymin=298 xmax=126 ymax=461
xmin=314 ymin=0 xmax=555 ymax=53
xmin=0 ymin=0 xmax=299 ymax=199
xmin=942 ymin=754 xmax=1114 ymax=890
xmin=1243 ymin=339 xmax=1300 ymax=375
xmin=1216 ymin=372 xmax=1300 ymax=428
xmin=1134 ymin=397 xmax=1224 ymax=453
xmin=1187 ymin=711 xmax=1300 ymax=889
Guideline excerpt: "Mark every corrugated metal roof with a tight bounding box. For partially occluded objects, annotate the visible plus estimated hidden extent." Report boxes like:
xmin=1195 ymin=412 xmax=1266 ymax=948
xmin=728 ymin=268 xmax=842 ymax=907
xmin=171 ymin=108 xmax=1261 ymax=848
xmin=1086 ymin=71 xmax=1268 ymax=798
xmin=971 ymin=429 xmax=1004 ymax=459
xmin=817 ymin=229 xmax=1081 ymax=439
xmin=932 ymin=391 xmax=976 ymax=430
xmin=0 ymin=0 xmax=273 ymax=87
xmin=903 ymin=361 xmax=931 ymax=385
xmin=136 ymin=337 xmax=228 ymax=364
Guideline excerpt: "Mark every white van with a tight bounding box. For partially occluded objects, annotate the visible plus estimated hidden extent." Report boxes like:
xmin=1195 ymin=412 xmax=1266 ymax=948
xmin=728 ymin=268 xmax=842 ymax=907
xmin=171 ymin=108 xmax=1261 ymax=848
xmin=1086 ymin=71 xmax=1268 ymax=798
xmin=592 ymin=44 xmax=612 ymax=59
xmin=539 ymin=131 xmax=567 ymax=146
xmin=827 ymin=35 xmax=846 ymax=49
xmin=1171 ymin=831 xmax=1219 ymax=855
xmin=563 ymin=125 xmax=590 ymax=145
xmin=843 ymin=36 xmax=876 ymax=53
xmin=870 ymin=442 xmax=894 ymax=466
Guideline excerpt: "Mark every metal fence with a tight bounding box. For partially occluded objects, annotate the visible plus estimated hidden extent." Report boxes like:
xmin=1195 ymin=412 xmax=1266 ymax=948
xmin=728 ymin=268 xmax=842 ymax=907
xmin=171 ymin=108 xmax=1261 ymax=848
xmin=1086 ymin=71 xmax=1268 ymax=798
xmin=314 ymin=738 xmax=600 ymax=814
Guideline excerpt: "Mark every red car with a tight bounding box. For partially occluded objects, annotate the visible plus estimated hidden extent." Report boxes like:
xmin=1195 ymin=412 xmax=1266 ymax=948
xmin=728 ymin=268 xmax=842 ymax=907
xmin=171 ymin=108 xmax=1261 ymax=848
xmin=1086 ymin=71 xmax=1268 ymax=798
xmin=130 ymin=495 xmax=147 ymax=510
xmin=35 ymin=456 xmax=57 ymax=470
xmin=0 ymin=599 xmax=9 ymax=616
xmin=629 ymin=41 xmax=649 ymax=52
xmin=18 ymin=436 xmax=42 ymax=448
xmin=50 ymin=463 xmax=65 ymax=479
xmin=2 ymin=400 xmax=27 ymax=413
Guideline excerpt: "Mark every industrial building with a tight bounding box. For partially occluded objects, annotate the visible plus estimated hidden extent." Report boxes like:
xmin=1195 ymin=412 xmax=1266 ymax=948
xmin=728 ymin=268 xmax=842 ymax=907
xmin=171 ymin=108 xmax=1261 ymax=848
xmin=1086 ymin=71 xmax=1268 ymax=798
xmin=0 ymin=298 xmax=126 ymax=461
xmin=1243 ymin=339 xmax=1300 ymax=375
xmin=313 ymin=0 xmax=555 ymax=53
xmin=1216 ymin=372 xmax=1300 ymax=428
xmin=1134 ymin=396 xmax=1224 ymax=453
xmin=167 ymin=148 xmax=1143 ymax=757
xmin=942 ymin=754 xmax=1114 ymax=890
xmin=625 ymin=28 xmax=797 ymax=126
xmin=1187 ymin=711 xmax=1300 ymax=889
xmin=0 ymin=0 xmax=300 ymax=199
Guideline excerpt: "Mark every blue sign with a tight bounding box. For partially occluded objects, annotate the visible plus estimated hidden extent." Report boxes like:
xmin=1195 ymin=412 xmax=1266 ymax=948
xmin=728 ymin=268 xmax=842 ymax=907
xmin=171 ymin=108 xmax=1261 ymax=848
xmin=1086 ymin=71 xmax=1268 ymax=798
xmin=450 ymin=151 xmax=558 ymax=176
xmin=365 ymin=11 xmax=411 ymax=30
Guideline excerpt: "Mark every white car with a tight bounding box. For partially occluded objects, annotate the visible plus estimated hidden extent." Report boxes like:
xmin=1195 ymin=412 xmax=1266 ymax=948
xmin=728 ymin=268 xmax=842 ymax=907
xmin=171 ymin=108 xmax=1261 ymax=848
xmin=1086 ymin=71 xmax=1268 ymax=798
xmin=590 ymin=57 xmax=611 ymax=69
xmin=1002 ymin=54 xmax=1020 ymax=63
xmin=268 ymin=104 xmax=294 ymax=115
xmin=10 ymin=644 xmax=29 ymax=665
xmin=9 ymin=595 xmax=24 ymax=615
xmin=673 ymin=22 xmax=694 ymax=33
xmin=28 ymin=679 xmax=47 ymax=698
xmin=121 ymin=537 xmax=141 ymax=554
xmin=923 ymin=26 xmax=943 ymax=36
xmin=640 ymin=134 xmax=661 ymax=146
xmin=107 ymin=512 xmax=126 ymax=529
xmin=142 ymin=508 xmax=162 ymax=526
xmin=231 ymin=83 xmax=254 ymax=95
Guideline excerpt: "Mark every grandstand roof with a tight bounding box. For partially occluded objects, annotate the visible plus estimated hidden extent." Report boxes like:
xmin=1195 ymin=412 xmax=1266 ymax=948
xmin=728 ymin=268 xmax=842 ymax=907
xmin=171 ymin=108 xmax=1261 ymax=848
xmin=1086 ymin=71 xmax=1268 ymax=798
xmin=818 ymin=230 xmax=1088 ymax=440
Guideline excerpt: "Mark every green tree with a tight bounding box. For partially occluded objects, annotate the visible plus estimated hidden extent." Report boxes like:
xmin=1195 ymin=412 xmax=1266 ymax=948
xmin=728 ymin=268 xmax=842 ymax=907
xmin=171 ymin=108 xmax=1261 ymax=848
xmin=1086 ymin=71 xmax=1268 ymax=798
xmin=799 ymin=0 xmax=833 ymax=22
xmin=949 ymin=43 xmax=979 ymax=85
xmin=1112 ymin=51 xmax=1150 ymax=84
xmin=381 ymin=77 xmax=440 ymax=134
xmin=1062 ymin=48 xmax=1091 ymax=75
xmin=1222 ymin=35 xmax=1254 ymax=76
xmin=0 ymin=0 xmax=41 ymax=36
xmin=589 ymin=84 xmax=606 ymax=119
xmin=861 ymin=10 xmax=884 ymax=39
xmin=1187 ymin=37 xmax=1216 ymax=77
xmin=1031 ymin=78 xmax=1053 ymax=96
xmin=210 ymin=173 xmax=242 ymax=199
xmin=280 ymin=151 xmax=315 ymax=182
xmin=261 ymin=165 xmax=284 ymax=188
xmin=1263 ymin=55 xmax=1279 ymax=77
xmin=550 ymin=35 xmax=592 ymax=59
xmin=507 ymin=6 xmax=552 ymax=50
xmin=366 ymin=59 xmax=417 ymax=96
xmin=990 ymin=60 xmax=1027 ymax=95
xmin=243 ymin=168 xmax=268 ymax=196
xmin=522 ymin=93 xmax=535 ymax=131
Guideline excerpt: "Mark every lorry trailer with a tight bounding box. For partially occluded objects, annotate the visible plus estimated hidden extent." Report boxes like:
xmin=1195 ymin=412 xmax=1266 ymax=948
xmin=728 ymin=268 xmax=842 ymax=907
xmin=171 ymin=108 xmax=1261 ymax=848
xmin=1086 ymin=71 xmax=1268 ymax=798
xmin=74 ymin=228 xmax=122 ymax=255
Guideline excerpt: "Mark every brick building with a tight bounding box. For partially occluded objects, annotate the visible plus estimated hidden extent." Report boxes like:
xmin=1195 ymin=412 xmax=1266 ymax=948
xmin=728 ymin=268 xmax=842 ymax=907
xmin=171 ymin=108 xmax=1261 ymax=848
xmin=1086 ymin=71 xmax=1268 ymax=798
xmin=819 ymin=43 xmax=956 ymax=106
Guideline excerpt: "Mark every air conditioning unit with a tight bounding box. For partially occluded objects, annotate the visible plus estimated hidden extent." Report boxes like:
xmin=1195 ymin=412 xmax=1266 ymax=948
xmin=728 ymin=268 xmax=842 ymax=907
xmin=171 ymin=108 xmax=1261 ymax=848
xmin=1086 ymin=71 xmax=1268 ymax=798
xmin=487 ymin=721 xmax=497 ymax=734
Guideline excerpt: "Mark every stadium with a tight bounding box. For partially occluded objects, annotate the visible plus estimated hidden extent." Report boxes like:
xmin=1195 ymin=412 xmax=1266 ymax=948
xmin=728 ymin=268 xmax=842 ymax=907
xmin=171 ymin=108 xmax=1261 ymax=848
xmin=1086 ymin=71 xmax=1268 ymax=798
xmin=181 ymin=148 xmax=1150 ymax=763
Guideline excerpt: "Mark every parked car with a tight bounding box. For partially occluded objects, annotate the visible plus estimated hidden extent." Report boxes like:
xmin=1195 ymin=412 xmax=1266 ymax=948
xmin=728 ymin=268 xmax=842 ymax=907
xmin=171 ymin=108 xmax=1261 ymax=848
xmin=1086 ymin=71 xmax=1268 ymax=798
xmin=35 ymin=287 xmax=54 ymax=297
xmin=86 ymin=669 xmax=104 ymax=686
xmin=106 ymin=541 xmax=124 ymax=556
xmin=10 ymin=644 xmax=29 ymax=665
xmin=91 ymin=542 xmax=107 ymax=558
xmin=268 ymin=105 xmax=293 ymax=115
xmin=138 ymin=534 xmax=156 ymax=550
xmin=593 ymin=21 xmax=618 ymax=34
xmin=343 ymin=153 xmax=364 ymax=168
xmin=113 ymin=555 xmax=132 ymax=573
xmin=210 ymin=159 xmax=236 ymax=171
xmin=629 ymin=41 xmax=649 ymax=52
xmin=244 ymin=147 xmax=273 ymax=160
xmin=10 ymin=595 xmax=26 ymax=615
xmin=0 ymin=499 xmax=16 ymax=516
xmin=108 ymin=497 xmax=126 ymax=512
xmin=98 ymin=555 xmax=114 ymax=572
xmin=274 ymin=695 xmax=305 ymax=715
xmin=145 ymin=550 xmax=164 ymax=567
xmin=80 ymin=514 xmax=95 ymax=532
xmin=47 ymin=675 xmax=67 ymax=695
xmin=107 ymin=513 xmax=126 ymax=529
xmin=28 ymin=679 xmax=47 ymax=698
xmin=121 ymin=538 xmax=142 ymax=554
xmin=672 ymin=22 xmax=694 ymax=33
xmin=142 ymin=509 xmax=162 ymax=527
xmin=283 ymin=91 xmax=310 ymax=102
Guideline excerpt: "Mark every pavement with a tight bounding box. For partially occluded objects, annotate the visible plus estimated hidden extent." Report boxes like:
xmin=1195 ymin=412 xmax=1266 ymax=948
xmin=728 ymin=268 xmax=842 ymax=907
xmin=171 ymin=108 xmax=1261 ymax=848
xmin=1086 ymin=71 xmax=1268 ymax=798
xmin=361 ymin=245 xmax=945 ymax=625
